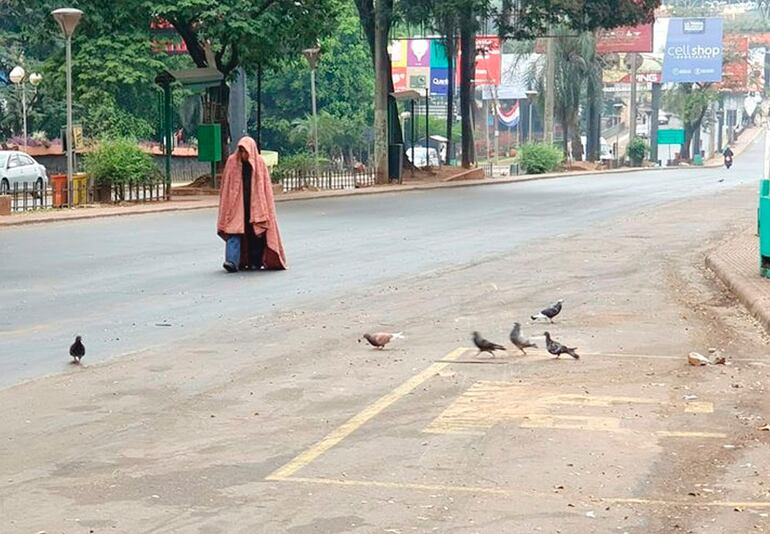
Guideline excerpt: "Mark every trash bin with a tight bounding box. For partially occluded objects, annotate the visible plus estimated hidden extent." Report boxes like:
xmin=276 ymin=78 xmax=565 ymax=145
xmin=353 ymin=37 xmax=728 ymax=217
xmin=388 ymin=143 xmax=403 ymax=182
xmin=72 ymin=173 xmax=89 ymax=205
xmin=693 ymin=154 xmax=704 ymax=166
xmin=760 ymin=194 xmax=770 ymax=278
xmin=759 ymin=180 xmax=770 ymax=236
xmin=51 ymin=174 xmax=67 ymax=208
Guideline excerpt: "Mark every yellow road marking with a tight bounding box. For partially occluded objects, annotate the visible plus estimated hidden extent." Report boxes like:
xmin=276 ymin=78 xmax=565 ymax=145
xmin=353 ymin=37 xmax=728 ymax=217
xmin=685 ymin=401 xmax=714 ymax=413
xmin=266 ymin=347 xmax=468 ymax=481
xmin=655 ymin=430 xmax=727 ymax=438
xmin=272 ymin=477 xmax=770 ymax=508
xmin=281 ymin=476 xmax=511 ymax=495
xmin=605 ymin=497 xmax=770 ymax=508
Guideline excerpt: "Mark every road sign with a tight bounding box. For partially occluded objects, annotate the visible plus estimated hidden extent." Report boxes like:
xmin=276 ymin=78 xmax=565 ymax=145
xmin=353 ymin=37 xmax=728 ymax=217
xmin=657 ymin=129 xmax=685 ymax=145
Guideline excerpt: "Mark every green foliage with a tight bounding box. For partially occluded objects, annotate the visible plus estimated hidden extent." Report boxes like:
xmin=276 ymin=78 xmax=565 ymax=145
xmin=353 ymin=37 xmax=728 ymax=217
xmin=516 ymin=143 xmax=563 ymax=174
xmin=273 ymin=152 xmax=315 ymax=176
xmin=254 ymin=3 xmax=373 ymax=157
xmin=84 ymin=138 xmax=159 ymax=186
xmin=627 ymin=137 xmax=648 ymax=165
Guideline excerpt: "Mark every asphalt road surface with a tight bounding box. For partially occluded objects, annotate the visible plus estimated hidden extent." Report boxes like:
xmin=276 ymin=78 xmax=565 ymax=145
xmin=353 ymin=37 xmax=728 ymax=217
xmin=2 ymin=135 xmax=770 ymax=533
xmin=0 ymin=140 xmax=758 ymax=388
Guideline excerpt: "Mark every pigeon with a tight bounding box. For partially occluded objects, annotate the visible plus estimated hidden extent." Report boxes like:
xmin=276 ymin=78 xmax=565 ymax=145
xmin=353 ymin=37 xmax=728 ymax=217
xmin=360 ymin=332 xmax=404 ymax=349
xmin=509 ymin=322 xmax=537 ymax=354
xmin=472 ymin=331 xmax=506 ymax=358
xmin=69 ymin=335 xmax=85 ymax=364
xmin=543 ymin=331 xmax=579 ymax=359
xmin=531 ymin=299 xmax=564 ymax=323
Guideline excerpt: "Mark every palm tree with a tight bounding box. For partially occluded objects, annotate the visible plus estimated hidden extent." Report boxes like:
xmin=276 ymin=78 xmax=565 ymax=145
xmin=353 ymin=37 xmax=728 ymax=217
xmin=526 ymin=30 xmax=601 ymax=161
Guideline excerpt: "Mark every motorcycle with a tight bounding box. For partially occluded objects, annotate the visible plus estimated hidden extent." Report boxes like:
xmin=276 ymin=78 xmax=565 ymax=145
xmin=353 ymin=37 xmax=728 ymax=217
xmin=725 ymin=155 xmax=733 ymax=169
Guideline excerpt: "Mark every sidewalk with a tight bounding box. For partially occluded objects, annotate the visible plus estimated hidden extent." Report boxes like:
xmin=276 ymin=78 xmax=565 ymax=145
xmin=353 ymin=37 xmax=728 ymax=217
xmin=706 ymin=230 xmax=770 ymax=332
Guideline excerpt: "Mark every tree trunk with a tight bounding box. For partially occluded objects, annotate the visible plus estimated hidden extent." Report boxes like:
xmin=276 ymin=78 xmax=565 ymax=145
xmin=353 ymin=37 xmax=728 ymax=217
xmin=355 ymin=0 xmax=404 ymax=181
xmin=586 ymin=73 xmax=601 ymax=162
xmin=459 ymin=20 xmax=476 ymax=168
xmin=445 ymin=34 xmax=456 ymax=164
xmin=570 ymin=126 xmax=583 ymax=162
xmin=373 ymin=0 xmax=389 ymax=183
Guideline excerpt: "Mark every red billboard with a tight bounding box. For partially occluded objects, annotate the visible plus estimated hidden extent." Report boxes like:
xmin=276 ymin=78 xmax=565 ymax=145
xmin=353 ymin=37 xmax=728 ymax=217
xmin=456 ymin=35 xmax=501 ymax=86
xmin=719 ymin=35 xmax=750 ymax=91
xmin=596 ymin=23 xmax=654 ymax=53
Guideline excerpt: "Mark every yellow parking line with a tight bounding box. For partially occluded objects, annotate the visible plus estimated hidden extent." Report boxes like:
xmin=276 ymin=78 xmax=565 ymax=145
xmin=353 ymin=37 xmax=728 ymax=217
xmin=266 ymin=347 xmax=468 ymax=481
xmin=605 ymin=497 xmax=770 ymax=508
xmin=655 ymin=430 xmax=727 ymax=438
xmin=281 ymin=476 xmax=511 ymax=496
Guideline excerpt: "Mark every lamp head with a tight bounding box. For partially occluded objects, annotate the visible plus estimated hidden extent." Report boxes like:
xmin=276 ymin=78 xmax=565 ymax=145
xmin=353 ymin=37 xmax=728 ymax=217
xmin=51 ymin=8 xmax=84 ymax=39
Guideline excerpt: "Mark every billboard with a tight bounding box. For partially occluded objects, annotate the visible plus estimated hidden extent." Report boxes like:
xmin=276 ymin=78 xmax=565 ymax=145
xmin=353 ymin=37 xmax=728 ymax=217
xmin=596 ymin=23 xmax=654 ymax=54
xmin=661 ymin=18 xmax=723 ymax=83
xmin=430 ymin=67 xmax=449 ymax=95
xmin=473 ymin=35 xmax=502 ymax=86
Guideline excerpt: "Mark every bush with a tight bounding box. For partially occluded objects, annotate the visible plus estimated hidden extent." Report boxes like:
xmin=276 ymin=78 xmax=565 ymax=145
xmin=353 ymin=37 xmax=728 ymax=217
xmin=627 ymin=137 xmax=648 ymax=165
xmin=516 ymin=143 xmax=563 ymax=174
xmin=271 ymin=152 xmax=330 ymax=184
xmin=84 ymin=138 xmax=159 ymax=186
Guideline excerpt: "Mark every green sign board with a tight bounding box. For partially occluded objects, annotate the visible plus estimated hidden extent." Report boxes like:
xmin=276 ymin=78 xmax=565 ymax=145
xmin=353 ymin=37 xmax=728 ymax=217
xmin=197 ymin=123 xmax=222 ymax=163
xmin=657 ymin=129 xmax=685 ymax=145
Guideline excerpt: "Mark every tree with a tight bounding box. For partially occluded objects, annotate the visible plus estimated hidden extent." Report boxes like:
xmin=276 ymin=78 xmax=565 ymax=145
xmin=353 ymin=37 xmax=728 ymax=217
xmin=147 ymin=0 xmax=341 ymax=162
xmin=664 ymin=82 xmax=717 ymax=161
xmin=253 ymin=3 xmax=374 ymax=158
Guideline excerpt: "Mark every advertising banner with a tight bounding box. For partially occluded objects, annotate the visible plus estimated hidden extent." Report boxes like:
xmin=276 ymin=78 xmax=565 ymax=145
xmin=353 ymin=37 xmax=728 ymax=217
xmin=392 ymin=67 xmax=408 ymax=91
xmin=430 ymin=67 xmax=449 ymax=96
xmin=661 ymin=18 xmax=723 ymax=83
xmin=390 ymin=40 xmax=407 ymax=68
xmin=407 ymin=39 xmax=431 ymax=67
xmin=596 ymin=23 xmax=654 ymax=54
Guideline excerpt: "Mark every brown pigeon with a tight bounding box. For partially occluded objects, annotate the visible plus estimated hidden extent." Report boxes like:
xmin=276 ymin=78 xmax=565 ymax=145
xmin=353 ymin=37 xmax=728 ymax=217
xmin=360 ymin=332 xmax=404 ymax=349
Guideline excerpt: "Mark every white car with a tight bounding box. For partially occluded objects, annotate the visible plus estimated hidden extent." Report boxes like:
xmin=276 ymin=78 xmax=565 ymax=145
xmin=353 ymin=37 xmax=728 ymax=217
xmin=0 ymin=150 xmax=48 ymax=194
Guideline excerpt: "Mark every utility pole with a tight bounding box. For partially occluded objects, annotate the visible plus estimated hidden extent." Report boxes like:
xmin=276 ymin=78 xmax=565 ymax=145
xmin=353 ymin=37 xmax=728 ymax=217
xmin=628 ymin=53 xmax=639 ymax=141
xmin=373 ymin=0 xmax=389 ymax=183
xmin=544 ymin=36 xmax=555 ymax=145
xmin=650 ymin=82 xmax=661 ymax=165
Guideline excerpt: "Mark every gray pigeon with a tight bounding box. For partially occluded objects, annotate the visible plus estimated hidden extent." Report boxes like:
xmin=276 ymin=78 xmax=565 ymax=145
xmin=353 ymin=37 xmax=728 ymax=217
xmin=509 ymin=322 xmax=537 ymax=354
xmin=472 ymin=331 xmax=506 ymax=358
xmin=544 ymin=331 xmax=579 ymax=359
xmin=531 ymin=299 xmax=564 ymax=323
xmin=69 ymin=335 xmax=85 ymax=364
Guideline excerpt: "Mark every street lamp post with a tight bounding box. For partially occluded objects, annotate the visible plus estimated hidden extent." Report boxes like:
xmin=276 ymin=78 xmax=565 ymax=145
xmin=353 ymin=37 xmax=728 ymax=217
xmin=525 ymin=90 xmax=538 ymax=143
xmin=51 ymin=7 xmax=83 ymax=186
xmin=614 ymin=102 xmax=624 ymax=167
xmin=303 ymin=45 xmax=321 ymax=179
xmin=9 ymin=68 xmax=42 ymax=153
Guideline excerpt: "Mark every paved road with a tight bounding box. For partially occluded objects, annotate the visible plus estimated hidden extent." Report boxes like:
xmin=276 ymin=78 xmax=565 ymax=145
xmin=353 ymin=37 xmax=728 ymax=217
xmin=0 ymin=139 xmax=760 ymax=388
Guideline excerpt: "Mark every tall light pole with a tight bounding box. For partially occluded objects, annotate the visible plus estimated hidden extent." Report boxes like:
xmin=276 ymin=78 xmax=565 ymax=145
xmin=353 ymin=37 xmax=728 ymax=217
xmin=525 ymin=90 xmax=538 ymax=143
xmin=614 ymin=102 xmax=624 ymax=167
xmin=51 ymin=7 xmax=83 ymax=186
xmin=9 ymin=68 xmax=42 ymax=153
xmin=303 ymin=45 xmax=321 ymax=178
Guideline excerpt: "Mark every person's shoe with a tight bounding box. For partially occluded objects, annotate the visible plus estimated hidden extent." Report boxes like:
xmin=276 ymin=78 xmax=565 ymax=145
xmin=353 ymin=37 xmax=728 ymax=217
xmin=223 ymin=261 xmax=238 ymax=273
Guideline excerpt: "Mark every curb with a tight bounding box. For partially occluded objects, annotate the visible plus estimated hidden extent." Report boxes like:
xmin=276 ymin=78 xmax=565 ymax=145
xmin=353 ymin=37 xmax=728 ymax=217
xmin=705 ymin=243 xmax=770 ymax=334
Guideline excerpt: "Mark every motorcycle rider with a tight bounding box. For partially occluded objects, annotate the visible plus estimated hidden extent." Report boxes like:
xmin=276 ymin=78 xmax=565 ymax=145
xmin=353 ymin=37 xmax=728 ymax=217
xmin=723 ymin=145 xmax=734 ymax=168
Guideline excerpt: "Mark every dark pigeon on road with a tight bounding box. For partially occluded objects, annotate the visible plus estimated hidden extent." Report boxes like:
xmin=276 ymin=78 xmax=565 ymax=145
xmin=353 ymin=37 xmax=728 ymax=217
xmin=509 ymin=322 xmax=537 ymax=354
xmin=544 ymin=331 xmax=579 ymax=359
xmin=69 ymin=335 xmax=85 ymax=364
xmin=472 ymin=331 xmax=506 ymax=358
xmin=531 ymin=299 xmax=564 ymax=323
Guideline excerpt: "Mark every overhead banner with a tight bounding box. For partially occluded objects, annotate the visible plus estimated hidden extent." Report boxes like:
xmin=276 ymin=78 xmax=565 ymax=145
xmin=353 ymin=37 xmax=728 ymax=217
xmin=661 ymin=17 xmax=723 ymax=83
xmin=596 ymin=23 xmax=654 ymax=53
